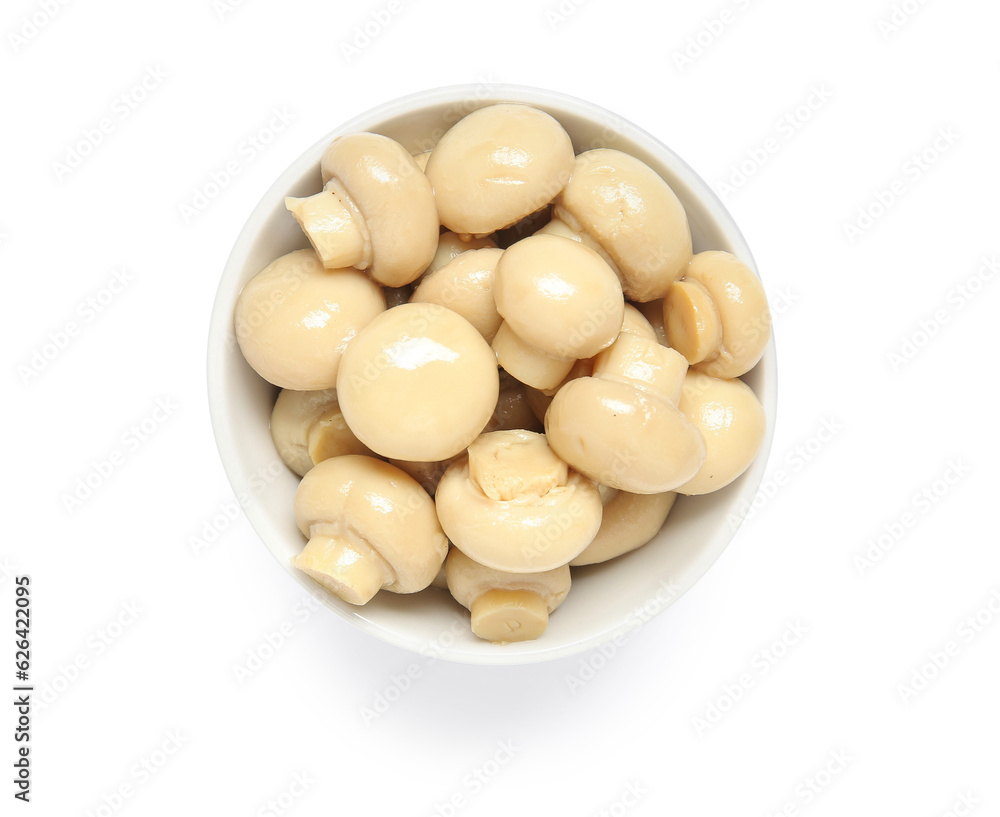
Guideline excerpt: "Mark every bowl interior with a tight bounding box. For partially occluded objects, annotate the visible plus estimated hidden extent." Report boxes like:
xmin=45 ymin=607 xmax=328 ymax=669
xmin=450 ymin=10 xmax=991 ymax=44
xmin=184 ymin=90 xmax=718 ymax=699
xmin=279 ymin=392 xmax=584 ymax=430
xmin=208 ymin=85 xmax=777 ymax=665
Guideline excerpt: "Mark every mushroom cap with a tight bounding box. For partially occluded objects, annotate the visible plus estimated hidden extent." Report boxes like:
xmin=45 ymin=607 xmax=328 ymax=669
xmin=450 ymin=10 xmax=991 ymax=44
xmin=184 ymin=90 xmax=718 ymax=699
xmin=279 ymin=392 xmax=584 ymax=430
xmin=435 ymin=430 xmax=603 ymax=573
xmin=493 ymin=234 xmax=624 ymax=360
xmin=336 ymin=303 xmax=500 ymax=461
xmin=270 ymin=388 xmax=371 ymax=477
xmin=570 ymin=489 xmax=676 ymax=566
xmin=423 ymin=231 xmax=498 ymax=278
xmin=293 ymin=455 xmax=448 ymax=594
xmin=425 ymin=104 xmax=575 ymax=235
xmin=446 ymin=547 xmax=570 ymax=613
xmin=491 ymin=322 xmax=575 ymax=391
xmin=411 ymin=248 xmax=504 ymax=342
xmin=556 ymin=149 xmax=693 ymax=302
xmin=234 ymin=249 xmax=385 ymax=390
xmin=676 ymin=371 xmax=766 ymax=495
xmin=320 ymin=132 xmax=439 ymax=287
xmin=668 ymin=251 xmax=770 ymax=379
xmin=544 ymin=376 xmax=706 ymax=494
xmin=591 ymin=332 xmax=688 ymax=405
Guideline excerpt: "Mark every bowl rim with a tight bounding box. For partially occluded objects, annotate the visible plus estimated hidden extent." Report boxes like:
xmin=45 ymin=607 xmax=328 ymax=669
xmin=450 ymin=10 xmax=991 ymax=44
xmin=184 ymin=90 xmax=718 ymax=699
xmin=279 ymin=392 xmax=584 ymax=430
xmin=208 ymin=83 xmax=778 ymax=666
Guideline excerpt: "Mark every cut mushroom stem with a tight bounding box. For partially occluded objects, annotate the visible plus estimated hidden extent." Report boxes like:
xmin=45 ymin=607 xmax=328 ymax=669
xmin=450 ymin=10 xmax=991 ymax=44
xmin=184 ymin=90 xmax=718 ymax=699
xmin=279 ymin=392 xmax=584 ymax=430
xmin=293 ymin=534 xmax=392 ymax=606
xmin=664 ymin=251 xmax=770 ymax=378
xmin=445 ymin=547 xmax=571 ymax=643
xmin=471 ymin=590 xmax=550 ymax=643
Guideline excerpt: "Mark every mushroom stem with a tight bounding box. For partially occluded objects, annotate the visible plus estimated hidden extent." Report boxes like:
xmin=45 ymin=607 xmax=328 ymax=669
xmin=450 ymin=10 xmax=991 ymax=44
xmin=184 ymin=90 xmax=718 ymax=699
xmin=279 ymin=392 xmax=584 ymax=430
xmin=664 ymin=279 xmax=723 ymax=365
xmin=292 ymin=534 xmax=391 ymax=605
xmin=470 ymin=589 xmax=549 ymax=643
xmin=492 ymin=322 xmax=574 ymax=390
xmin=285 ymin=184 xmax=370 ymax=270
xmin=306 ymin=410 xmax=358 ymax=466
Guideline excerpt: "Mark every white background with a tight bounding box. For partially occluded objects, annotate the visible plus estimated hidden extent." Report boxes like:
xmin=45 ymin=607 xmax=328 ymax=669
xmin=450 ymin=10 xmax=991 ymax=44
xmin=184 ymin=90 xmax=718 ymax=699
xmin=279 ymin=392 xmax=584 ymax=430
xmin=4 ymin=0 xmax=999 ymax=814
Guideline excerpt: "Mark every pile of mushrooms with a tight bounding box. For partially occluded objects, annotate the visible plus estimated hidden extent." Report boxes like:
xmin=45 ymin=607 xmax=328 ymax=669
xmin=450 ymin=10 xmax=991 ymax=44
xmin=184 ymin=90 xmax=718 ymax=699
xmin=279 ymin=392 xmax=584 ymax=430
xmin=233 ymin=102 xmax=770 ymax=644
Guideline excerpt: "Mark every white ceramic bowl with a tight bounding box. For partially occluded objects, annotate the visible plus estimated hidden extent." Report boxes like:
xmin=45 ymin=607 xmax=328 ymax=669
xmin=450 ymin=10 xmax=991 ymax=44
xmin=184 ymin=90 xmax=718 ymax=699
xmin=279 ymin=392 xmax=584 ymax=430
xmin=208 ymin=84 xmax=777 ymax=665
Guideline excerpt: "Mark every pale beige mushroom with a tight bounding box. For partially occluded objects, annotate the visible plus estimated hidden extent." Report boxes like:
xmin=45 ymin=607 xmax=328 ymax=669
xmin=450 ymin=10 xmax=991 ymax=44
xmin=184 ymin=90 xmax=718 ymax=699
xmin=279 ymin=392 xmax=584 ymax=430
xmin=270 ymin=388 xmax=371 ymax=477
xmin=664 ymin=251 xmax=770 ymax=378
xmin=234 ymin=249 xmax=385 ymax=390
xmin=570 ymin=487 xmax=676 ymax=566
xmin=446 ymin=548 xmax=571 ymax=643
xmin=435 ymin=430 xmax=603 ymax=573
xmin=411 ymin=248 xmax=504 ymax=342
xmin=423 ymin=231 xmax=498 ymax=278
xmin=545 ymin=332 xmax=706 ymax=494
xmin=544 ymin=148 xmax=693 ymax=302
xmin=336 ymin=303 xmax=499 ymax=461
xmin=292 ymin=455 xmax=448 ymax=605
xmin=284 ymin=133 xmax=438 ymax=286
xmin=492 ymin=235 xmax=624 ymax=390
xmin=675 ymin=371 xmax=766 ymax=495
xmin=425 ymin=104 xmax=575 ymax=237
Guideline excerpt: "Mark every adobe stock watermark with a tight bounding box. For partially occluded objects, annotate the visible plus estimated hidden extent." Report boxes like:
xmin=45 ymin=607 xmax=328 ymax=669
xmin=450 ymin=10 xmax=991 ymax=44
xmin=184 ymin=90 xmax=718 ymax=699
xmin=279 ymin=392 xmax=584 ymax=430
xmin=545 ymin=0 xmax=596 ymax=31
xmin=842 ymin=126 xmax=959 ymax=244
xmin=877 ymin=0 xmax=933 ymax=40
xmin=0 ymin=555 xmax=17 ymax=589
xmin=692 ymin=619 xmax=808 ymax=736
xmin=897 ymin=588 xmax=1000 ymax=706
xmin=82 ymin=730 xmax=188 ymax=817
xmin=764 ymin=749 xmax=853 ymax=817
xmin=853 ymin=459 xmax=969 ymax=575
xmin=213 ymin=0 xmax=251 ymax=21
xmin=425 ymin=739 xmax=520 ymax=817
xmin=7 ymin=0 xmax=72 ymax=54
xmin=726 ymin=415 xmax=842 ymax=531
xmin=256 ymin=772 xmax=315 ymax=817
xmin=60 ymin=397 xmax=178 ymax=514
xmin=672 ymin=0 xmax=755 ymax=72
xmin=36 ymin=601 xmax=142 ymax=713
xmin=188 ymin=458 xmax=284 ymax=556
xmin=716 ymin=84 xmax=833 ymax=201
xmin=341 ymin=0 xmax=404 ymax=63
xmin=231 ymin=595 xmax=322 ymax=686
xmin=52 ymin=65 xmax=169 ymax=183
xmin=178 ymin=106 xmax=295 ymax=223
xmin=409 ymin=74 xmax=500 ymax=157
xmin=360 ymin=612 xmax=468 ymax=727
xmin=929 ymin=792 xmax=981 ymax=817
xmin=17 ymin=266 xmax=135 ymax=384
xmin=564 ymin=578 xmax=682 ymax=694
xmin=887 ymin=254 xmax=997 ymax=372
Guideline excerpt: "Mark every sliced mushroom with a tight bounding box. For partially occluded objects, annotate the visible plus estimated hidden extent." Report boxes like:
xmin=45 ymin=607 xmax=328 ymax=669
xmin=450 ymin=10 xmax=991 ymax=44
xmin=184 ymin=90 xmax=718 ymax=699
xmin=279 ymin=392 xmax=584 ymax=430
xmin=285 ymin=133 xmax=438 ymax=286
xmin=234 ymin=248 xmax=385 ymax=390
xmin=435 ymin=429 xmax=603 ymax=573
xmin=545 ymin=332 xmax=706 ymax=493
xmin=492 ymin=234 xmax=624 ymax=390
xmin=292 ymin=455 xmax=448 ymax=605
xmin=675 ymin=371 xmax=766 ymax=495
xmin=270 ymin=388 xmax=371 ymax=477
xmin=446 ymin=548 xmax=571 ymax=643
xmin=570 ymin=487 xmax=676 ymax=566
xmin=664 ymin=251 xmax=770 ymax=378
xmin=336 ymin=303 xmax=499 ymax=461
xmin=411 ymin=248 xmax=504 ymax=342
xmin=425 ymin=104 xmax=575 ymax=237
